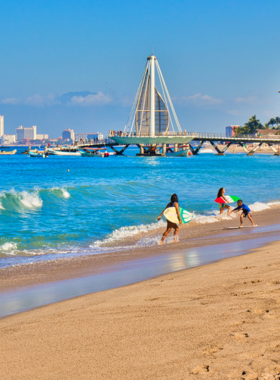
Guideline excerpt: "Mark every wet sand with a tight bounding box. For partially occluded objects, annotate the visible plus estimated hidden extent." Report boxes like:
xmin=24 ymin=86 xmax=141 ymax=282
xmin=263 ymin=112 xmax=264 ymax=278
xmin=1 ymin=206 xmax=280 ymax=292
xmin=1 ymin=239 xmax=280 ymax=379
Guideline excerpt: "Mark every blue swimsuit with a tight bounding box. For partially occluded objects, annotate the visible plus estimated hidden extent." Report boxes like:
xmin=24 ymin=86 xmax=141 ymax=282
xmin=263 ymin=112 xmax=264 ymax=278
xmin=233 ymin=204 xmax=250 ymax=217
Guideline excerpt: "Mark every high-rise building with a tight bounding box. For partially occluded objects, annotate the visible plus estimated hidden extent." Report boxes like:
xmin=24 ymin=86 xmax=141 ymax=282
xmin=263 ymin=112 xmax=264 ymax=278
xmin=36 ymin=134 xmax=49 ymax=140
xmin=225 ymin=125 xmax=239 ymax=137
xmin=0 ymin=115 xmax=4 ymax=139
xmin=1 ymin=135 xmax=15 ymax=144
xmin=16 ymin=125 xmax=37 ymax=141
xmin=62 ymin=129 xmax=75 ymax=141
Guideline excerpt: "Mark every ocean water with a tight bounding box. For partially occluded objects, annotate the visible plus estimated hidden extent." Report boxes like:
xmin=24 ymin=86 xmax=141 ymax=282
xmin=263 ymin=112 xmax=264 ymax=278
xmin=1 ymin=147 xmax=280 ymax=268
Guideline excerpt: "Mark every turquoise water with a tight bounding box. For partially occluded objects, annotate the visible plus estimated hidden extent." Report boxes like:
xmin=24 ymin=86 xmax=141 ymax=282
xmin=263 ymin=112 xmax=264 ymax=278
xmin=1 ymin=147 xmax=280 ymax=268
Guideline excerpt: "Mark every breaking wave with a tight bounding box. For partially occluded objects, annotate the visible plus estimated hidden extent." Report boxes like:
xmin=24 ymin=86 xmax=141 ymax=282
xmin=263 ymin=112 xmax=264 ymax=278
xmin=0 ymin=186 xmax=71 ymax=211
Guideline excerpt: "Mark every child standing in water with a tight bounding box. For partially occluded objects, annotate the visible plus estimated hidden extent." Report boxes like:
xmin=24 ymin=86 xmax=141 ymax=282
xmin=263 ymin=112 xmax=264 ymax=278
xmin=229 ymin=199 xmax=256 ymax=228
xmin=157 ymin=194 xmax=182 ymax=244
xmin=217 ymin=187 xmax=231 ymax=216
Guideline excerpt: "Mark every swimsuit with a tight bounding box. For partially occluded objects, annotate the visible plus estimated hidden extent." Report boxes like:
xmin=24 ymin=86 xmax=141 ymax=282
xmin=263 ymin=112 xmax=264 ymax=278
xmin=233 ymin=204 xmax=251 ymax=217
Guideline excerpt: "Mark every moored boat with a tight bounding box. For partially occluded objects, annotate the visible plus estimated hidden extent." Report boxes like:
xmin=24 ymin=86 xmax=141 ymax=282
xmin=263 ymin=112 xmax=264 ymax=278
xmin=0 ymin=149 xmax=17 ymax=155
xmin=29 ymin=149 xmax=48 ymax=157
xmin=166 ymin=145 xmax=191 ymax=157
xmin=80 ymin=147 xmax=116 ymax=157
xmin=48 ymin=147 xmax=81 ymax=156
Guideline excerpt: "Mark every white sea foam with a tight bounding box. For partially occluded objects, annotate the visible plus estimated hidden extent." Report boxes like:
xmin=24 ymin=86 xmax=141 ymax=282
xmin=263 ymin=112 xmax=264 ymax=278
xmin=194 ymin=210 xmax=236 ymax=224
xmin=249 ymin=202 xmax=271 ymax=212
xmin=0 ymin=201 xmax=4 ymax=210
xmin=51 ymin=187 xmax=71 ymax=198
xmin=18 ymin=190 xmax=43 ymax=208
xmin=61 ymin=188 xmax=70 ymax=198
xmin=1 ymin=242 xmax=17 ymax=255
xmin=91 ymin=219 xmax=166 ymax=248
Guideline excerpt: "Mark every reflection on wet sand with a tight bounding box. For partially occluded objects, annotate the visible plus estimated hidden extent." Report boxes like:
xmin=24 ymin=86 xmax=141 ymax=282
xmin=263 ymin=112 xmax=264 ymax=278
xmin=1 ymin=233 xmax=279 ymax=319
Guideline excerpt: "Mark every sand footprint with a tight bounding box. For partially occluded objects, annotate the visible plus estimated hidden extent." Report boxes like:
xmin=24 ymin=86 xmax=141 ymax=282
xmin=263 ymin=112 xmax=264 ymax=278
xmin=232 ymin=332 xmax=249 ymax=341
xmin=271 ymin=280 xmax=280 ymax=285
xmin=203 ymin=346 xmax=223 ymax=356
xmin=243 ymin=279 xmax=262 ymax=284
xmin=230 ymin=320 xmax=246 ymax=326
xmin=190 ymin=365 xmax=209 ymax=374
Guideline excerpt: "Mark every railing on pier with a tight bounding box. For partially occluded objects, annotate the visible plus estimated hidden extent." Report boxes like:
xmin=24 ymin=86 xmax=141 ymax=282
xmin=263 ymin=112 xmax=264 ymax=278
xmin=108 ymin=131 xmax=280 ymax=141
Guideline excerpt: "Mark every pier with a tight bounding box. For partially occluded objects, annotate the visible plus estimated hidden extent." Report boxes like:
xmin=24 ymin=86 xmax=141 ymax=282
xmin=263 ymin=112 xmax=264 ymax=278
xmin=79 ymin=54 xmax=280 ymax=157
xmin=78 ymin=132 xmax=280 ymax=156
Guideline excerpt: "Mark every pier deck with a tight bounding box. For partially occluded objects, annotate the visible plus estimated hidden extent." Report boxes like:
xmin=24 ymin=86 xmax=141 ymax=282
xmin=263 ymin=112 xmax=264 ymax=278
xmin=78 ymin=133 xmax=280 ymax=156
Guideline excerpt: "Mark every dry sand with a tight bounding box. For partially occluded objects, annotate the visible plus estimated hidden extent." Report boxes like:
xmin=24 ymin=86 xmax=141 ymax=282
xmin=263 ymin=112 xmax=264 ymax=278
xmin=1 ymin=240 xmax=280 ymax=379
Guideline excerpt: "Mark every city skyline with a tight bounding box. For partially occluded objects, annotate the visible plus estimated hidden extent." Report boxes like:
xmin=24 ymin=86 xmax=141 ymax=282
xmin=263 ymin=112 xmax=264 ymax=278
xmin=1 ymin=0 xmax=280 ymax=137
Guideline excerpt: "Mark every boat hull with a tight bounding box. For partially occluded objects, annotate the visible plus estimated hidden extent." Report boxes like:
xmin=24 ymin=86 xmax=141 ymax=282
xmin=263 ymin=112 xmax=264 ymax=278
xmin=166 ymin=149 xmax=190 ymax=157
xmin=51 ymin=150 xmax=81 ymax=156
xmin=0 ymin=149 xmax=17 ymax=155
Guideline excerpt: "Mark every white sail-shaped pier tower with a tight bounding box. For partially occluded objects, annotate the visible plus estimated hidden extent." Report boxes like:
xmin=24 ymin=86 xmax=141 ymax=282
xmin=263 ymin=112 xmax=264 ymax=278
xmin=110 ymin=55 xmax=195 ymax=151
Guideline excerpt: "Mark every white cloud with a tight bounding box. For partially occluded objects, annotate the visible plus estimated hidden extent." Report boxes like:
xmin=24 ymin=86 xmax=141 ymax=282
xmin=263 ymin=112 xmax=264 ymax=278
xmin=24 ymin=93 xmax=57 ymax=106
xmin=235 ymin=96 xmax=257 ymax=104
xmin=69 ymin=92 xmax=112 ymax=106
xmin=0 ymin=91 xmax=113 ymax=107
xmin=174 ymin=93 xmax=223 ymax=106
xmin=1 ymin=97 xmax=20 ymax=105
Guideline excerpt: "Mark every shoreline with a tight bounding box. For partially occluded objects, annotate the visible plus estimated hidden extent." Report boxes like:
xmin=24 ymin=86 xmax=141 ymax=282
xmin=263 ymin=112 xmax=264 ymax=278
xmin=1 ymin=239 xmax=280 ymax=378
xmin=1 ymin=206 xmax=280 ymax=294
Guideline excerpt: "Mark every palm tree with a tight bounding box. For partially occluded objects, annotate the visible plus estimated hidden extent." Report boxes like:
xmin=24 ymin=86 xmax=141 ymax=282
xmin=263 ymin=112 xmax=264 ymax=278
xmin=243 ymin=115 xmax=264 ymax=134
xmin=275 ymin=116 xmax=280 ymax=128
xmin=268 ymin=118 xmax=276 ymax=129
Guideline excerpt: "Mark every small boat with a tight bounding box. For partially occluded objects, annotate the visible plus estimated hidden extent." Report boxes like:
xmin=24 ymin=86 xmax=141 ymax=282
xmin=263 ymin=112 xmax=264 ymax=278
xmin=166 ymin=145 xmax=191 ymax=157
xmin=0 ymin=149 xmax=17 ymax=155
xmin=29 ymin=150 xmax=48 ymax=158
xmin=80 ymin=147 xmax=116 ymax=157
xmin=48 ymin=147 xmax=81 ymax=156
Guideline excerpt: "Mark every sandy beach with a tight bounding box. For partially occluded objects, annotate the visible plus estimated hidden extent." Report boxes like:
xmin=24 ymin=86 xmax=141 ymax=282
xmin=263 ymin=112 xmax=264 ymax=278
xmin=1 ymin=239 xmax=280 ymax=379
xmin=208 ymin=144 xmax=280 ymax=154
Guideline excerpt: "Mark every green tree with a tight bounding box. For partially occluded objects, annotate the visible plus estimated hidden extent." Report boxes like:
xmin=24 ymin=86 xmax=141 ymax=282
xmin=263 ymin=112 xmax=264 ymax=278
xmin=235 ymin=115 xmax=264 ymax=135
xmin=268 ymin=117 xmax=276 ymax=128
xmin=275 ymin=116 xmax=280 ymax=128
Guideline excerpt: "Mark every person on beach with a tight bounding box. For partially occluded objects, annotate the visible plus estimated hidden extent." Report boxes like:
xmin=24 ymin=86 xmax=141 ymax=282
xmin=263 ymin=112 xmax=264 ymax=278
xmin=157 ymin=194 xmax=182 ymax=244
xmin=217 ymin=187 xmax=231 ymax=216
xmin=229 ymin=200 xmax=256 ymax=228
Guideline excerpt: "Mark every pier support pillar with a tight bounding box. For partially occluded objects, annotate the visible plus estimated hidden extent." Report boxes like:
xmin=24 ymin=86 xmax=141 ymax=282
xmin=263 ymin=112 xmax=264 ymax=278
xmin=162 ymin=144 xmax=166 ymax=155
xmin=138 ymin=144 xmax=145 ymax=155
xmin=210 ymin=141 xmax=224 ymax=155
xmin=110 ymin=144 xmax=129 ymax=155
xmin=174 ymin=144 xmax=179 ymax=152
xmin=268 ymin=143 xmax=280 ymax=155
xmin=189 ymin=141 xmax=204 ymax=155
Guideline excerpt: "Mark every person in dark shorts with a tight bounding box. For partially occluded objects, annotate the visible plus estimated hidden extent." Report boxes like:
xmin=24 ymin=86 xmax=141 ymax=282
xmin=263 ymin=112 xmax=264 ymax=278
xmin=229 ymin=199 xmax=255 ymax=228
xmin=157 ymin=194 xmax=182 ymax=244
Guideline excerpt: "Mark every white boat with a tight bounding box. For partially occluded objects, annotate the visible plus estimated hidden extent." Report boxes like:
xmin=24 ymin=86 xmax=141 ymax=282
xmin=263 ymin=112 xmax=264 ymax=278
xmin=0 ymin=149 xmax=17 ymax=155
xmin=199 ymin=148 xmax=215 ymax=154
xmin=48 ymin=147 xmax=81 ymax=156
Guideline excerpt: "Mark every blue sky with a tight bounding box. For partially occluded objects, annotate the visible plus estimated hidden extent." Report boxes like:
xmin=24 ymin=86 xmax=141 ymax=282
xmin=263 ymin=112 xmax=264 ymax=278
xmin=1 ymin=0 xmax=280 ymax=137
